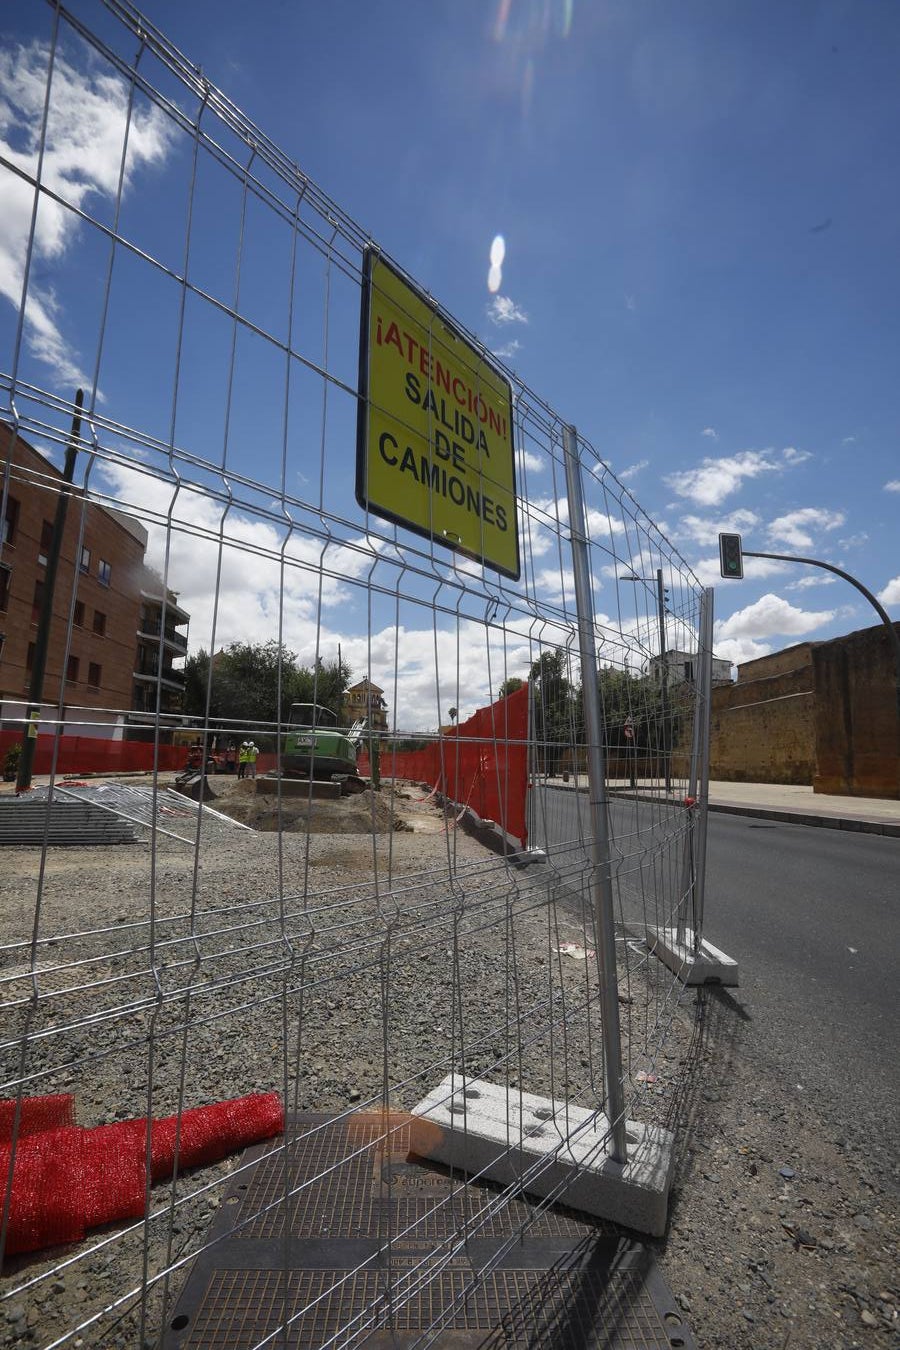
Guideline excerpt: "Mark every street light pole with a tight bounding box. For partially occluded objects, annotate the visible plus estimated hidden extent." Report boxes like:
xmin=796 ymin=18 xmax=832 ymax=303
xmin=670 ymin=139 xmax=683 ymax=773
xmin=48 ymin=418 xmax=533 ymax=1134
xmin=655 ymin=567 xmax=671 ymax=794
xmin=618 ymin=568 xmax=671 ymax=793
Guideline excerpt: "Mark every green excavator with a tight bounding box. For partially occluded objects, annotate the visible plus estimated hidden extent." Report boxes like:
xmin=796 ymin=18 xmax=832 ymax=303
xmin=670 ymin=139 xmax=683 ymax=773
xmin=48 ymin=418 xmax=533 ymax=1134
xmin=282 ymin=704 xmax=369 ymax=786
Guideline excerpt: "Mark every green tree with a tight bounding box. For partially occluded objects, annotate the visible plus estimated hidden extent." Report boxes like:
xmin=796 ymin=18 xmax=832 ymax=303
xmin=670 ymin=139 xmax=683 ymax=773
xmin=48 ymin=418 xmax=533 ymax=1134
xmin=498 ymin=676 xmax=525 ymax=699
xmin=595 ymin=665 xmax=669 ymax=753
xmin=529 ymin=649 xmax=574 ymax=773
xmin=183 ymin=642 xmax=349 ymax=744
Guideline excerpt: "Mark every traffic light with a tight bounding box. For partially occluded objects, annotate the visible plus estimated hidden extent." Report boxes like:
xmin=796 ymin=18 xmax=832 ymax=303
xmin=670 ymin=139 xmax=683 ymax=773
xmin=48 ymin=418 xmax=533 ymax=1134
xmin=718 ymin=532 xmax=744 ymax=579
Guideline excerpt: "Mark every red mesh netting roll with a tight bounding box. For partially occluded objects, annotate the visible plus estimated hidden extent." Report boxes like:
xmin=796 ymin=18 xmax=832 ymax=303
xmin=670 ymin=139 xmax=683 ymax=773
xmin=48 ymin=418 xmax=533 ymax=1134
xmin=0 ymin=1094 xmax=75 ymax=1142
xmin=0 ymin=1128 xmax=86 ymax=1254
xmin=86 ymin=1092 xmax=285 ymax=1183
xmin=1 ymin=1092 xmax=283 ymax=1256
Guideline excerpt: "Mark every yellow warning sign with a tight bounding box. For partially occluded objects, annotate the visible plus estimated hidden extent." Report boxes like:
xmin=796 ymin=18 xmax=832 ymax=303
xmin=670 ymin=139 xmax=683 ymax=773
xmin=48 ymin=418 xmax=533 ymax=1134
xmin=356 ymin=250 xmax=519 ymax=579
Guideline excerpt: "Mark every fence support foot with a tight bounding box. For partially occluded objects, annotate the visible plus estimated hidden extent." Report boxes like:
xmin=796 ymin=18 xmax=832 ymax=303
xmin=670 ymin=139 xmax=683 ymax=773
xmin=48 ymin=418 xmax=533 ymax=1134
xmin=648 ymin=926 xmax=739 ymax=986
xmin=412 ymin=1075 xmax=675 ymax=1237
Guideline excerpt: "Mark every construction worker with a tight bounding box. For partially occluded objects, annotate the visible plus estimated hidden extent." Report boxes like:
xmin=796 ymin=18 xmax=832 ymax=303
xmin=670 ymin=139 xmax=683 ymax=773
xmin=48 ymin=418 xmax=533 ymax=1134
xmin=246 ymin=741 xmax=259 ymax=779
xmin=238 ymin=742 xmax=249 ymax=779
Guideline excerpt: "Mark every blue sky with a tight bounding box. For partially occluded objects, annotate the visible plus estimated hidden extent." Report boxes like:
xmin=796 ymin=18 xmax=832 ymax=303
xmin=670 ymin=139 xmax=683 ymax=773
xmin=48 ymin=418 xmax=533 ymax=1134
xmin=1 ymin=0 xmax=898 ymax=726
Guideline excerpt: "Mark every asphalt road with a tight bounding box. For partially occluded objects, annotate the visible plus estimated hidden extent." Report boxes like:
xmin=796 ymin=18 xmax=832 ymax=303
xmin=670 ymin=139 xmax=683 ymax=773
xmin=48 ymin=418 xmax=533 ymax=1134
xmin=705 ymin=811 xmax=899 ymax=1154
xmin=532 ymin=789 xmax=900 ymax=1156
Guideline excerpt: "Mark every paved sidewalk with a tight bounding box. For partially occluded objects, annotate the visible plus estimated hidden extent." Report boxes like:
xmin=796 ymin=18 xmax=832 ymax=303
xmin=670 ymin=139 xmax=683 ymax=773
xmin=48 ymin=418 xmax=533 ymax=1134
xmin=704 ymin=779 xmax=900 ymax=835
xmin=545 ymin=775 xmax=900 ymax=837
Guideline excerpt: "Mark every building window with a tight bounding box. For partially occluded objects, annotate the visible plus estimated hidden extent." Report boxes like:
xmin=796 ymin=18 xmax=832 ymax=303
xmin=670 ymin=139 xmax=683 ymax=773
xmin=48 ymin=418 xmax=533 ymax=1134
xmin=0 ymin=563 xmax=9 ymax=613
xmin=66 ymin=654 xmax=80 ymax=684
xmin=98 ymin=559 xmax=111 ymax=587
xmin=93 ymin=609 xmax=106 ymax=636
xmin=38 ymin=519 xmax=54 ymax=566
xmin=1 ymin=497 xmax=19 ymax=547
xmin=88 ymin=662 xmax=101 ymax=688
xmin=74 ymin=600 xmax=85 ymax=627
xmin=32 ymin=579 xmax=45 ymax=624
xmin=80 ymin=546 xmax=91 ymax=574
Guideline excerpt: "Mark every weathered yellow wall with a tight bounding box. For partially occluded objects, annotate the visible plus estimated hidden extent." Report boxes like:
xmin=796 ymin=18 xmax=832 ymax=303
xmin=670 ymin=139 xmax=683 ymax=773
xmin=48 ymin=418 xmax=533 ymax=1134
xmin=671 ymin=625 xmax=899 ymax=797
xmin=673 ymin=646 xmax=816 ymax=784
xmin=812 ymin=624 xmax=900 ymax=798
xmin=708 ymin=664 xmax=816 ymax=784
xmin=736 ymin=642 xmax=813 ymax=682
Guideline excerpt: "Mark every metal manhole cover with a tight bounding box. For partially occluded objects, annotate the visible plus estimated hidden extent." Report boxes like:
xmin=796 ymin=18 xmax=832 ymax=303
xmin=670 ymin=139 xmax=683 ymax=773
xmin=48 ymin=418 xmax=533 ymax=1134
xmin=162 ymin=1113 xmax=694 ymax=1349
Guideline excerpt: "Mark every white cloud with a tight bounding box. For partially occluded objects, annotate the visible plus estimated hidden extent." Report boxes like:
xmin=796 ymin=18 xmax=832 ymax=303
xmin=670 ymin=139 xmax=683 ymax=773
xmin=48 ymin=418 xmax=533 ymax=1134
xmin=0 ymin=40 xmax=172 ymax=387
xmin=690 ymin=553 xmax=788 ymax=588
xmin=533 ymin=566 xmax=576 ymax=606
xmin=95 ymin=461 xmax=554 ymax=730
xmin=585 ymin=506 xmax=626 ymax=539
xmin=624 ymin=294 xmax=636 ymax=311
xmin=712 ymin=636 xmax=773 ymax=666
xmin=487 ymin=295 xmax=528 ymax=325
xmin=516 ymin=448 xmax=543 ymax=474
xmin=676 ymin=508 xmax=759 ymax=547
xmin=716 ymin=593 xmax=835 ymax=641
xmin=666 ymin=450 xmax=778 ymax=506
xmin=837 ymin=531 xmax=868 ymax=550
xmin=878 ymin=576 xmax=900 ymax=606
xmin=781 ymin=446 xmax=812 ymax=465
xmin=493 ymin=338 xmax=522 ymax=360
xmin=787 ymin=575 xmax=837 ymax=591
xmin=884 ymin=480 xmax=900 ymax=493
xmin=767 ymin=507 xmax=845 ymax=549
xmin=618 ymin=459 xmax=649 ymax=481
xmin=701 ymin=427 xmax=718 ymax=440
xmin=842 ymin=435 xmax=857 ymax=445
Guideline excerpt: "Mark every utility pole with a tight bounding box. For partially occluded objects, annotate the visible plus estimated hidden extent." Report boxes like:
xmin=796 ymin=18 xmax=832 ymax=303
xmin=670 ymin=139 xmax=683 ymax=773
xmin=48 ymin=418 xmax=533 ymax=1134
xmin=655 ymin=567 xmax=671 ymax=794
xmin=16 ymin=391 xmax=83 ymax=792
xmin=619 ymin=567 xmax=672 ymax=793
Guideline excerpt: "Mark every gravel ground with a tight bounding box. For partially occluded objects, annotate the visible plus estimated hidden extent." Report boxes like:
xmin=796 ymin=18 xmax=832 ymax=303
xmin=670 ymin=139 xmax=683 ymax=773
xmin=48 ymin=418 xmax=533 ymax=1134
xmin=0 ymin=776 xmax=895 ymax=1348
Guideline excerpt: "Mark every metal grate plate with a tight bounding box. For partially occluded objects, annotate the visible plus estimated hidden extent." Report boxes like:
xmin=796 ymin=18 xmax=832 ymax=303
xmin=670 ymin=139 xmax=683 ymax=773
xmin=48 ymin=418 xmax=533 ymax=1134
xmin=162 ymin=1113 xmax=694 ymax=1349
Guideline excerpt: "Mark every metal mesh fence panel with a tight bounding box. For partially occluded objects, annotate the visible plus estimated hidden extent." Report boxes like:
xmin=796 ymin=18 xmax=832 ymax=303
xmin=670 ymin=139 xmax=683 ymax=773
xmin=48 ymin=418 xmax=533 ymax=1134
xmin=0 ymin=3 xmax=708 ymax=1346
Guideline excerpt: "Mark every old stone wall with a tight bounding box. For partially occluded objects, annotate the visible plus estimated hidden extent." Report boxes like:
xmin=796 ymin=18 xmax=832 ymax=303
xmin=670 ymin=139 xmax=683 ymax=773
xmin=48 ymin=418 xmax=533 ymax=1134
xmin=672 ymin=647 xmax=816 ymax=784
xmin=670 ymin=624 xmax=899 ymax=796
xmin=736 ymin=641 xmax=813 ymax=683
xmin=812 ymin=623 xmax=900 ymax=798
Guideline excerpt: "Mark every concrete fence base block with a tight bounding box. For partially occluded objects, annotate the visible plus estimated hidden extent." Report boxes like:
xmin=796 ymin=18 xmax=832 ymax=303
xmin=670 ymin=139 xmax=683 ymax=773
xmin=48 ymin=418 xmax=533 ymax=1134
xmin=410 ymin=1075 xmax=675 ymax=1237
xmin=522 ymin=846 xmax=548 ymax=863
xmin=648 ymin=926 xmax=739 ymax=986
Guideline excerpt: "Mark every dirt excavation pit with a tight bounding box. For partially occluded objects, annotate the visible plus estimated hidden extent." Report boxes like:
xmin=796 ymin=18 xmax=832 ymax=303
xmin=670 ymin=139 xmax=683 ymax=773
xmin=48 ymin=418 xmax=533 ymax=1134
xmin=197 ymin=776 xmax=421 ymax=834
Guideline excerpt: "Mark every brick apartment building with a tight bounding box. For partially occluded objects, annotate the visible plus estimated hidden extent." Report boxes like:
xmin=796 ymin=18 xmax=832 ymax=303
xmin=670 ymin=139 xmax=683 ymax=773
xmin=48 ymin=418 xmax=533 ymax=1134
xmin=0 ymin=423 xmax=188 ymax=739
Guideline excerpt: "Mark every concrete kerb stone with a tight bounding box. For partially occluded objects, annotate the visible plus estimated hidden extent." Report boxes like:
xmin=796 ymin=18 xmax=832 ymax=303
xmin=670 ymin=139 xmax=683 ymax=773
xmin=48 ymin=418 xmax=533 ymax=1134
xmin=706 ymin=801 xmax=900 ymax=837
xmin=411 ymin=1075 xmax=675 ymax=1238
xmin=544 ymin=779 xmax=900 ymax=838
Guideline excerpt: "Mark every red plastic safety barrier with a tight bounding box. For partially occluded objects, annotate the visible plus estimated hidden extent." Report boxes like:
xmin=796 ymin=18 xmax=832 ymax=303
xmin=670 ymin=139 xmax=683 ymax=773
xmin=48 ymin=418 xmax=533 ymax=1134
xmin=0 ymin=1092 xmax=284 ymax=1256
xmin=0 ymin=731 xmax=185 ymax=777
xmin=361 ymin=685 xmax=529 ymax=847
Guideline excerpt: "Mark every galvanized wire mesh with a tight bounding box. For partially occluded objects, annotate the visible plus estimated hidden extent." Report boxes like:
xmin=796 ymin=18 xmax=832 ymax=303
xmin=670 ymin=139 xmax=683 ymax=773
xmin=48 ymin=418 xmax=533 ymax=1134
xmin=0 ymin=3 xmax=709 ymax=1346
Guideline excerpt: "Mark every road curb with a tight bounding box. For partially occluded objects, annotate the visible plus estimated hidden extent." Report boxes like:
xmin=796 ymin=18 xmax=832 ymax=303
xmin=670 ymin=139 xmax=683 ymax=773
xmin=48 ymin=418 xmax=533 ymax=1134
xmin=705 ymin=801 xmax=900 ymax=838
xmin=544 ymin=781 xmax=900 ymax=838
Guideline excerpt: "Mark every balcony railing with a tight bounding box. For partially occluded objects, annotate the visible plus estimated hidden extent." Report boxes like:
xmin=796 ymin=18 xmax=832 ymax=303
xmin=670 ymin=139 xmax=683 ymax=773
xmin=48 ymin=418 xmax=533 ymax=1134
xmin=133 ymin=664 xmax=185 ymax=689
xmin=138 ymin=620 xmax=188 ymax=652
